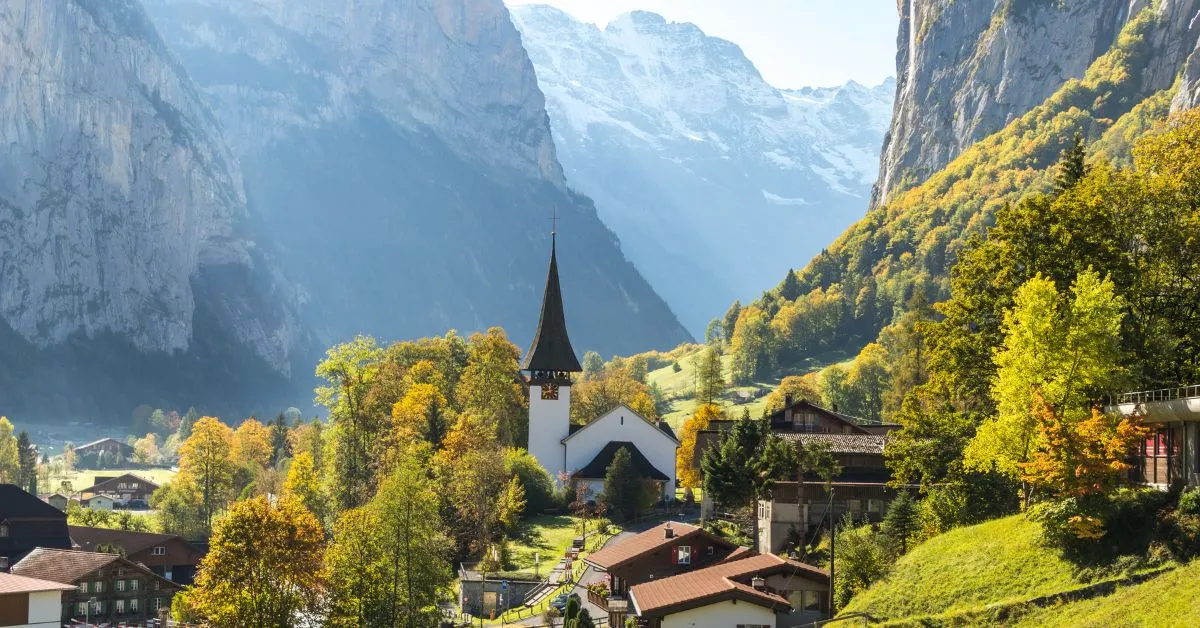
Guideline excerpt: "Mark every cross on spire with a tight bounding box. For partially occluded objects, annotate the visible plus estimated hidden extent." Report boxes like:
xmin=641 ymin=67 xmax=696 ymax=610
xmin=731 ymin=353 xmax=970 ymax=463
xmin=551 ymin=206 xmax=558 ymax=238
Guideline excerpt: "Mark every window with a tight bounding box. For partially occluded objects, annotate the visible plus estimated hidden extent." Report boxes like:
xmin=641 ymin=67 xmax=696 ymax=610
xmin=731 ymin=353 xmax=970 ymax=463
xmin=130 ymin=598 xmax=139 ymax=612
xmin=675 ymin=545 xmax=692 ymax=565
xmin=116 ymin=599 xmax=125 ymax=614
xmin=848 ymin=499 xmax=862 ymax=514
xmin=78 ymin=602 xmax=88 ymax=616
xmin=130 ymin=578 xmax=139 ymax=591
xmin=154 ymin=597 xmax=164 ymax=611
xmin=117 ymin=579 xmax=126 ymax=592
xmin=758 ymin=502 xmax=765 ymax=519
xmin=118 ymin=483 xmax=127 ymax=489
xmin=804 ymin=590 xmax=823 ymax=611
xmin=79 ymin=581 xmax=88 ymax=593
xmin=152 ymin=546 xmax=167 ymax=556
xmin=93 ymin=600 xmax=104 ymax=614
xmin=0 ymin=522 xmax=7 ymax=537
xmin=94 ymin=581 xmax=103 ymax=593
xmin=868 ymin=499 xmax=881 ymax=514
xmin=0 ymin=557 xmax=7 ymax=570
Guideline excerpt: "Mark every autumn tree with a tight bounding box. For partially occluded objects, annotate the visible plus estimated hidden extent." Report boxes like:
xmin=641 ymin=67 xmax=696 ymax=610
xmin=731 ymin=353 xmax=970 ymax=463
xmin=0 ymin=417 xmax=19 ymax=483
xmin=722 ymin=300 xmax=742 ymax=344
xmin=763 ymin=374 xmax=824 ymax=414
xmin=730 ymin=306 xmax=774 ymax=385
xmin=1021 ymin=396 xmax=1148 ymax=498
xmin=178 ymin=417 xmax=235 ymax=530
xmin=570 ymin=371 xmax=653 ymax=425
xmin=284 ymin=451 xmax=326 ymax=524
xmin=316 ymin=336 xmax=386 ymax=512
xmin=581 ymin=351 xmax=605 ymax=380
xmin=326 ymin=452 xmax=453 ymax=627
xmin=454 ymin=328 xmax=527 ymax=447
xmin=965 ymin=270 xmax=1125 ymax=505
xmin=843 ymin=343 xmax=892 ymax=422
xmin=391 ymin=384 xmax=448 ymax=448
xmin=190 ymin=496 xmax=324 ymax=627
xmin=677 ymin=403 xmax=723 ymax=489
xmin=133 ymin=433 xmax=159 ymax=465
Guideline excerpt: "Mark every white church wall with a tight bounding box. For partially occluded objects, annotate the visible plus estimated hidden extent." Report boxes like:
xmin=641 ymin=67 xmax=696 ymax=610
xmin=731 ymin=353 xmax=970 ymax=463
xmin=529 ymin=384 xmax=571 ymax=480
xmin=563 ymin=405 xmax=678 ymax=498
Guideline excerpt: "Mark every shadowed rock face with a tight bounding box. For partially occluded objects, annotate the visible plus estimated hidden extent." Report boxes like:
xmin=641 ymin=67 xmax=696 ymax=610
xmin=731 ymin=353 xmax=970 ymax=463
xmin=0 ymin=0 xmax=305 ymax=417
xmin=144 ymin=0 xmax=690 ymax=356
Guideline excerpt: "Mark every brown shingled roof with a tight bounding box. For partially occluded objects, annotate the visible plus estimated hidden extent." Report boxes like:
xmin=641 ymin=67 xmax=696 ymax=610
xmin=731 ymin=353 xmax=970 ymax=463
xmin=584 ymin=522 xmax=714 ymax=570
xmin=630 ymin=553 xmax=828 ymax=616
xmin=777 ymin=432 xmax=887 ymax=454
xmin=69 ymin=526 xmax=190 ymax=556
xmin=11 ymin=548 xmax=119 ymax=584
xmin=0 ymin=572 xmax=76 ymax=594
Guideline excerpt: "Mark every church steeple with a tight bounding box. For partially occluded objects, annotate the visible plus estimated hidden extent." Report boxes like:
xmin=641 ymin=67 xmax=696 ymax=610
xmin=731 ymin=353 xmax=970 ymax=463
xmin=522 ymin=233 xmax=582 ymax=382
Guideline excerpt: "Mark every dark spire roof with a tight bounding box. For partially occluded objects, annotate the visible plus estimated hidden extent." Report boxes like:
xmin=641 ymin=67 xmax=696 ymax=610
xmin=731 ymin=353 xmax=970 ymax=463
xmin=522 ymin=234 xmax=582 ymax=373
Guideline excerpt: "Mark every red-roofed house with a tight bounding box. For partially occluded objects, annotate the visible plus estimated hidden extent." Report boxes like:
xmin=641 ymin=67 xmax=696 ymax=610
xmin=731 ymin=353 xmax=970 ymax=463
xmin=628 ymin=552 xmax=829 ymax=627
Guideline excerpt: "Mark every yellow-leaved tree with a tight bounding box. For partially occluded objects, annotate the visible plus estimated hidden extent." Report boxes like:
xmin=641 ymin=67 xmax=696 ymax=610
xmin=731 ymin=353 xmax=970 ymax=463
xmin=676 ymin=403 xmax=724 ymax=489
xmin=187 ymin=495 xmax=325 ymax=626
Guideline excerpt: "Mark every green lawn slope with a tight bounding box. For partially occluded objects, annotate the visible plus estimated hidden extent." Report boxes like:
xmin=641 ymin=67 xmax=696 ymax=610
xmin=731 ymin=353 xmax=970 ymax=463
xmin=841 ymin=515 xmax=1095 ymax=621
xmin=1008 ymin=560 xmax=1200 ymax=627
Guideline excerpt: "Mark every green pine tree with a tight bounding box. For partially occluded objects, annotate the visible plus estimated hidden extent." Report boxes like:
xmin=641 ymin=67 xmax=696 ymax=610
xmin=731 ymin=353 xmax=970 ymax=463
xmin=1053 ymin=132 xmax=1088 ymax=195
xmin=779 ymin=269 xmax=803 ymax=301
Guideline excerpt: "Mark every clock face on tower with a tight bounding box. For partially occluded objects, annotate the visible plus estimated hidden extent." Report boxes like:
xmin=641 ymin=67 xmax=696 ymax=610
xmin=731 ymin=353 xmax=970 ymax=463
xmin=541 ymin=383 xmax=560 ymax=400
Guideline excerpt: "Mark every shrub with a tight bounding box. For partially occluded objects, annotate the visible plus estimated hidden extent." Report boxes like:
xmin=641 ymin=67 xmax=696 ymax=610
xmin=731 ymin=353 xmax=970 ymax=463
xmin=833 ymin=515 xmax=891 ymax=609
xmin=1178 ymin=487 xmax=1200 ymax=516
xmin=1029 ymin=488 xmax=1168 ymax=564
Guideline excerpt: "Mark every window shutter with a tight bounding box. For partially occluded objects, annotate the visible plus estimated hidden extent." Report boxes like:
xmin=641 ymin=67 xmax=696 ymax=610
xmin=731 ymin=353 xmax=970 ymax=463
xmin=671 ymin=547 xmax=678 ymax=564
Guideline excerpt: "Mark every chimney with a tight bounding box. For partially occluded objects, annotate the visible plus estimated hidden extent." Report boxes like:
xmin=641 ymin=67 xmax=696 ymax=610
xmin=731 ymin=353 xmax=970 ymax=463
xmin=784 ymin=394 xmax=794 ymax=424
xmin=751 ymin=576 xmax=765 ymax=591
xmin=664 ymin=523 xmax=674 ymax=539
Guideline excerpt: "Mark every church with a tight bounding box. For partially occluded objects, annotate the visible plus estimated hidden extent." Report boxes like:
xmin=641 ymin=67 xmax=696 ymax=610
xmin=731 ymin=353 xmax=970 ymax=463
xmin=521 ymin=234 xmax=679 ymax=500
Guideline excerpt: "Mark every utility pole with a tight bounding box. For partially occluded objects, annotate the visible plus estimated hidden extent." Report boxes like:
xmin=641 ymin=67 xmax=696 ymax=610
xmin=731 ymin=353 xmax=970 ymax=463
xmin=829 ymin=487 xmax=836 ymax=616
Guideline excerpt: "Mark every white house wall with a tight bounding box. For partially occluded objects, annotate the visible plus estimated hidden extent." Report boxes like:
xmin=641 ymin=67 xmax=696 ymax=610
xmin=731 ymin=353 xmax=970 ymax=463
xmin=27 ymin=590 xmax=63 ymax=626
xmin=564 ymin=405 xmax=678 ymax=498
xmin=660 ymin=599 xmax=777 ymax=628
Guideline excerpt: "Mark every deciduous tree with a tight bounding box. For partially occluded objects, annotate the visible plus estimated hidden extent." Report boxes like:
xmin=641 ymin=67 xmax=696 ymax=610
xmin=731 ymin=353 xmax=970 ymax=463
xmin=178 ymin=417 xmax=235 ymax=530
xmin=676 ymin=404 xmax=723 ymax=489
xmin=454 ymin=328 xmax=527 ymax=448
xmin=190 ymin=496 xmax=325 ymax=627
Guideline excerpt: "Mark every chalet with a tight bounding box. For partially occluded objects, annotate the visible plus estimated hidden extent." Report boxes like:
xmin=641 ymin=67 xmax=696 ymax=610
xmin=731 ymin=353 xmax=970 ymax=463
xmin=1112 ymin=389 xmax=1200 ymax=486
xmin=583 ymin=521 xmax=741 ymax=625
xmin=79 ymin=473 xmax=160 ymax=506
xmin=693 ymin=398 xmax=905 ymax=554
xmin=0 ymin=572 xmax=75 ymax=627
xmin=73 ymin=439 xmax=134 ymax=468
xmin=629 ymin=552 xmax=830 ymax=628
xmin=0 ymin=484 xmax=72 ymax=571
xmin=69 ymin=527 xmax=203 ymax=585
xmin=11 ymin=548 xmax=180 ymax=625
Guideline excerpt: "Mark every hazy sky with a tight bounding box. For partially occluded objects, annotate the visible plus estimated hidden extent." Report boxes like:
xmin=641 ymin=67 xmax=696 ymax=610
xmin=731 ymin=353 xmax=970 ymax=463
xmin=505 ymin=1 xmax=900 ymax=89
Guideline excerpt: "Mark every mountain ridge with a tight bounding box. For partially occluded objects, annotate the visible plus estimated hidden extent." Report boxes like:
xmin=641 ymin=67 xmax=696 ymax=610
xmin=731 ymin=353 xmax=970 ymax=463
xmin=510 ymin=4 xmax=894 ymax=335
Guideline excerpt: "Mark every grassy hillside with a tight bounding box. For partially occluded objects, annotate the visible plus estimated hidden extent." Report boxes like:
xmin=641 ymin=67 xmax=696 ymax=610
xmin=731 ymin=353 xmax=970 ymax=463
xmin=1009 ymin=560 xmax=1200 ymax=627
xmin=840 ymin=513 xmax=1197 ymax=626
xmin=841 ymin=515 xmax=1090 ymax=620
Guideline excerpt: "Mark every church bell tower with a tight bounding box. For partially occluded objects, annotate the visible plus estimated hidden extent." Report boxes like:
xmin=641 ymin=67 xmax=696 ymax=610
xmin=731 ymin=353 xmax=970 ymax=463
xmin=521 ymin=233 xmax=581 ymax=481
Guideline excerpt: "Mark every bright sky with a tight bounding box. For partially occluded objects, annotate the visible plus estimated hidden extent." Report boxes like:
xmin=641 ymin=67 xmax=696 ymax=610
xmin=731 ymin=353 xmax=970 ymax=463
xmin=505 ymin=1 xmax=899 ymax=89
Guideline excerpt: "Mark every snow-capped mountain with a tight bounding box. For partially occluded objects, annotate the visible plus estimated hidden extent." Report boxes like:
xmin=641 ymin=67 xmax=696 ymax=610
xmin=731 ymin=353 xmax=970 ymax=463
xmin=510 ymin=5 xmax=894 ymax=335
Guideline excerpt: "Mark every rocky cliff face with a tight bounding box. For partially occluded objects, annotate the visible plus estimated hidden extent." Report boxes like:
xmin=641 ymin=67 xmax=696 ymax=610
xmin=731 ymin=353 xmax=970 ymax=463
xmin=873 ymin=0 xmax=1137 ymax=206
xmin=511 ymin=6 xmax=894 ymax=334
xmin=0 ymin=0 xmax=304 ymax=417
xmin=144 ymin=0 xmax=690 ymax=355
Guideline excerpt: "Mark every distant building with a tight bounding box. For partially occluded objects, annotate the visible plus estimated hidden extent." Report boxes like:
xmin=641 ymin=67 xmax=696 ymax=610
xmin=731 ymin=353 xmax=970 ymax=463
xmin=0 ymin=571 xmax=75 ymax=627
xmin=45 ymin=495 xmax=68 ymax=512
xmin=79 ymin=473 xmax=159 ymax=507
xmin=11 ymin=548 xmax=180 ymax=625
xmin=73 ymin=439 xmax=134 ymax=469
xmin=0 ymin=484 xmax=72 ymax=571
xmin=69 ymin=527 xmax=203 ymax=586
xmin=80 ymin=495 xmax=114 ymax=511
